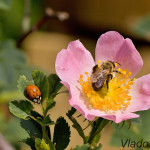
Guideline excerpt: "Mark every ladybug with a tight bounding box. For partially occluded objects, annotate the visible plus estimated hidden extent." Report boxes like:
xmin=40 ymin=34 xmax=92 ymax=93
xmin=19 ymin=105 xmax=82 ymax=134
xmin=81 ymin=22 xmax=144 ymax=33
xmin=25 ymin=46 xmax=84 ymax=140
xmin=25 ymin=84 xmax=41 ymax=104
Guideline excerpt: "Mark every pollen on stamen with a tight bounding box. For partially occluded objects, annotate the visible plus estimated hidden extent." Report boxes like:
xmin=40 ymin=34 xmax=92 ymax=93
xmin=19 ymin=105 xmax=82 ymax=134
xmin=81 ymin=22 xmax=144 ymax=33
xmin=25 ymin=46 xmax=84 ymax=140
xmin=79 ymin=67 xmax=133 ymax=112
xmin=97 ymin=60 xmax=101 ymax=67
xmin=118 ymin=68 xmax=122 ymax=72
xmin=114 ymin=63 xmax=118 ymax=67
xmin=128 ymin=72 xmax=132 ymax=76
xmin=97 ymin=60 xmax=101 ymax=64
xmin=128 ymin=81 xmax=133 ymax=85
xmin=80 ymin=74 xmax=83 ymax=78
xmin=133 ymin=78 xmax=136 ymax=81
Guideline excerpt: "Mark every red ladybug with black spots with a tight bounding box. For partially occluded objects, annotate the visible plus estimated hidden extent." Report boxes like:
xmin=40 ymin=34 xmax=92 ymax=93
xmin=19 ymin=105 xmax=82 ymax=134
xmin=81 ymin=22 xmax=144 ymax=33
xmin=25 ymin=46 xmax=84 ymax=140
xmin=25 ymin=84 xmax=41 ymax=104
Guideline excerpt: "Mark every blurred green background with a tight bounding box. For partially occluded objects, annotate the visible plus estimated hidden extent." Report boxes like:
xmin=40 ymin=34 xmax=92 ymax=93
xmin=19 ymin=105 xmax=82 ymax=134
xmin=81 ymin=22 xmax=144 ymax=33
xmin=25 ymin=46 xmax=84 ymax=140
xmin=0 ymin=0 xmax=150 ymax=150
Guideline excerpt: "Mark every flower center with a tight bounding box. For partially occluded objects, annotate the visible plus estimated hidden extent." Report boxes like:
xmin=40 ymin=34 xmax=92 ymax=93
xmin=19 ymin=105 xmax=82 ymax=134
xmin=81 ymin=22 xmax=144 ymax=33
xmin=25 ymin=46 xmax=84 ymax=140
xmin=79 ymin=61 xmax=136 ymax=112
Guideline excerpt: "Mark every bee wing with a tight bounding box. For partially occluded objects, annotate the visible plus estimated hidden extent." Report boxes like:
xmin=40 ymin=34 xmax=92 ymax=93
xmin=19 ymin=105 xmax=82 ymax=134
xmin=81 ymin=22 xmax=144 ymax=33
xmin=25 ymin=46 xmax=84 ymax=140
xmin=93 ymin=70 xmax=108 ymax=88
xmin=90 ymin=67 xmax=102 ymax=82
xmin=90 ymin=74 xmax=98 ymax=82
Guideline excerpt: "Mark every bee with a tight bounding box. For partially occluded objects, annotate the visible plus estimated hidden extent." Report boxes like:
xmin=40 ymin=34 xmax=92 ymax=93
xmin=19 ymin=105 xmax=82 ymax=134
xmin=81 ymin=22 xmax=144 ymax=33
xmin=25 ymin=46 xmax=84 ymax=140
xmin=90 ymin=61 xmax=120 ymax=91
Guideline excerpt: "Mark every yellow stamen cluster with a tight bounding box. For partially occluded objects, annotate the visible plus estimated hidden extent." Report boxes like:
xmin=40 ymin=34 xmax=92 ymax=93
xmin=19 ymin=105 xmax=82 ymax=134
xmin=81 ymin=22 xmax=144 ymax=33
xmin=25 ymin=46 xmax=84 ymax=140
xmin=79 ymin=68 xmax=135 ymax=112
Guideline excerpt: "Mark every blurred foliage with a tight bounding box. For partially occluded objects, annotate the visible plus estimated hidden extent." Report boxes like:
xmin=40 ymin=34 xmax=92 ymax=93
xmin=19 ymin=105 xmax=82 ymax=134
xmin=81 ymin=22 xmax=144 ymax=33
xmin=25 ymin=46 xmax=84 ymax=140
xmin=0 ymin=113 xmax=29 ymax=149
xmin=0 ymin=1 xmax=39 ymax=148
xmin=0 ymin=0 xmax=12 ymax=10
xmin=71 ymin=144 xmax=90 ymax=150
xmin=0 ymin=0 xmax=44 ymax=40
xmin=110 ymin=110 xmax=150 ymax=149
xmin=134 ymin=14 xmax=150 ymax=40
xmin=0 ymin=38 xmax=33 ymax=149
xmin=71 ymin=144 xmax=102 ymax=150
xmin=0 ymin=40 xmax=33 ymax=103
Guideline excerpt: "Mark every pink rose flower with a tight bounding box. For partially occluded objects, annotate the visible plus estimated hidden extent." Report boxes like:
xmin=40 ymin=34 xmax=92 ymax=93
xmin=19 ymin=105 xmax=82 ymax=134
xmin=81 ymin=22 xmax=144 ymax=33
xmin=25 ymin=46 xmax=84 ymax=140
xmin=55 ymin=31 xmax=150 ymax=123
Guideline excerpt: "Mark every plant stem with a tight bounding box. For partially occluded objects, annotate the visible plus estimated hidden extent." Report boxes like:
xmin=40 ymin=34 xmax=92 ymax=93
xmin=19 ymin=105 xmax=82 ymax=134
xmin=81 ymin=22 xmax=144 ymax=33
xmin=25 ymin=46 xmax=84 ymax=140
xmin=41 ymin=103 xmax=48 ymax=141
xmin=30 ymin=115 xmax=42 ymax=125
xmin=88 ymin=118 xmax=109 ymax=144
xmin=42 ymin=124 xmax=47 ymax=141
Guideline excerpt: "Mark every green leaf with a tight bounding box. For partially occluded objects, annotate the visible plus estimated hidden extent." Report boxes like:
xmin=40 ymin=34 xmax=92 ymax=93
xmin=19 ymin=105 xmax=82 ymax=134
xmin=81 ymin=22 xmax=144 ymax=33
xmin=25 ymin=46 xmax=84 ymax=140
xmin=94 ymin=144 xmax=102 ymax=150
xmin=45 ymin=98 xmax=56 ymax=114
xmin=0 ymin=115 xmax=29 ymax=145
xmin=17 ymin=75 xmax=33 ymax=93
xmin=44 ymin=115 xmax=54 ymax=126
xmin=0 ymin=41 xmax=27 ymax=67
xmin=0 ymin=39 xmax=33 ymax=93
xmin=110 ymin=110 xmax=150 ymax=148
xmin=9 ymin=100 xmax=33 ymax=119
xmin=0 ymin=0 xmax=12 ymax=10
xmin=48 ymin=74 xmax=63 ymax=96
xmin=32 ymin=70 xmax=49 ymax=103
xmin=110 ymin=123 xmax=139 ymax=147
xmin=48 ymin=139 xmax=56 ymax=150
xmin=131 ymin=118 xmax=141 ymax=125
xmin=0 ymin=90 xmax=23 ymax=104
xmin=35 ymin=138 xmax=42 ymax=148
xmin=36 ymin=115 xmax=54 ymax=126
xmin=21 ymin=117 xmax=42 ymax=139
xmin=67 ymin=107 xmax=76 ymax=116
xmin=35 ymin=138 xmax=50 ymax=150
xmin=30 ymin=111 xmax=51 ymax=139
xmin=136 ymin=110 xmax=150 ymax=140
xmin=71 ymin=144 xmax=90 ymax=150
xmin=67 ymin=108 xmax=86 ymax=143
xmin=30 ymin=110 xmax=43 ymax=119
xmin=30 ymin=110 xmax=52 ymax=125
xmin=53 ymin=117 xmax=70 ymax=150
xmin=22 ymin=138 xmax=36 ymax=150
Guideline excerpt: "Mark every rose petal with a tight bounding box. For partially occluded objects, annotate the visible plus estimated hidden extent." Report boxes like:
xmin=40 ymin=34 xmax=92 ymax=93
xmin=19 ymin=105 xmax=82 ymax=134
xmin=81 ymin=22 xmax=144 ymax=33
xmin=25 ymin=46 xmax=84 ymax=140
xmin=114 ymin=112 xmax=139 ymax=123
xmin=85 ymin=109 xmax=139 ymax=123
xmin=95 ymin=31 xmax=143 ymax=78
xmin=62 ymin=81 xmax=139 ymax=123
xmin=127 ymin=74 xmax=150 ymax=112
xmin=95 ymin=31 xmax=124 ymax=62
xmin=55 ymin=40 xmax=95 ymax=86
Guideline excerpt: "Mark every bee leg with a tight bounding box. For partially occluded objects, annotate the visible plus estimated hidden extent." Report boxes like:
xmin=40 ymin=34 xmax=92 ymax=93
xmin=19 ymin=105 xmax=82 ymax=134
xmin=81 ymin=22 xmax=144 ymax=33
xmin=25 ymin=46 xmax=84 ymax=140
xmin=106 ymin=74 xmax=113 ymax=90
xmin=113 ymin=70 xmax=122 ymax=74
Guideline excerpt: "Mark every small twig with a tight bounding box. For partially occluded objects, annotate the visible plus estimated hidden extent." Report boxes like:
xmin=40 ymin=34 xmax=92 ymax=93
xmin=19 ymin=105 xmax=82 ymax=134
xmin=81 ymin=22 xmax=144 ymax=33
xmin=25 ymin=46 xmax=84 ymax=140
xmin=17 ymin=7 xmax=69 ymax=48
